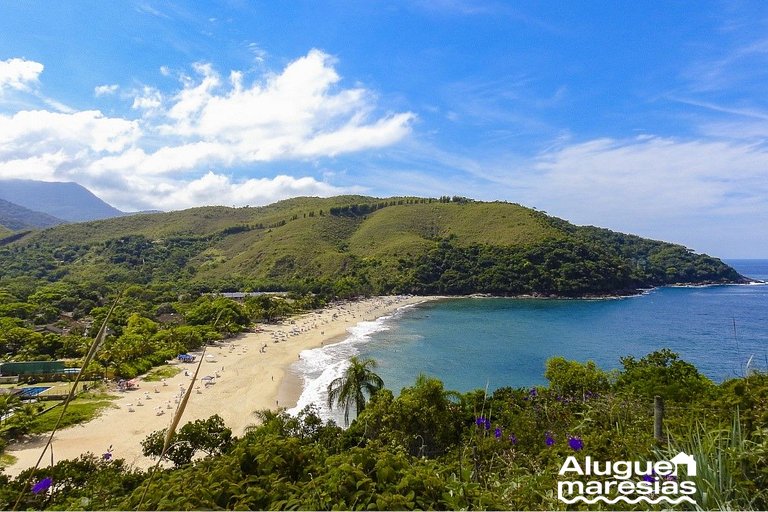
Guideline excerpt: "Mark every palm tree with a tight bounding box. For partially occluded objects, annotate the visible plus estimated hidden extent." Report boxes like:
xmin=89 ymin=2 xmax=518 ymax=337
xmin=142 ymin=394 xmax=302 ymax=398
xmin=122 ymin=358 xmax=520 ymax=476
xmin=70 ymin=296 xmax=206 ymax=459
xmin=0 ymin=393 xmax=21 ymax=425
xmin=327 ymin=356 xmax=384 ymax=426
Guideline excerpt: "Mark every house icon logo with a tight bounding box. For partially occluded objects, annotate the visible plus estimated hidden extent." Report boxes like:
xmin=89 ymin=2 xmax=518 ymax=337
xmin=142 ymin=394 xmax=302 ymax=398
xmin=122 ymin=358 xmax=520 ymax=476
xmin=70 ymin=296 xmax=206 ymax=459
xmin=670 ymin=451 xmax=697 ymax=477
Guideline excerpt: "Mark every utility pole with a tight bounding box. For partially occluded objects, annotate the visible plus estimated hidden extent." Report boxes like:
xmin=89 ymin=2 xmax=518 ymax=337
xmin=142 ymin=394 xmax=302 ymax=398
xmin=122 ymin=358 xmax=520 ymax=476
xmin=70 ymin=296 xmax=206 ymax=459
xmin=654 ymin=395 xmax=665 ymax=443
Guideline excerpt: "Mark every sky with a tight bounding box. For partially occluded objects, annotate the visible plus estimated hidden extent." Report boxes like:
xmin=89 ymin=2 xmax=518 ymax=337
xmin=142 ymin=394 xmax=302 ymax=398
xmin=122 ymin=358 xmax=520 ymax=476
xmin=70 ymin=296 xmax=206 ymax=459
xmin=0 ymin=1 xmax=767 ymax=257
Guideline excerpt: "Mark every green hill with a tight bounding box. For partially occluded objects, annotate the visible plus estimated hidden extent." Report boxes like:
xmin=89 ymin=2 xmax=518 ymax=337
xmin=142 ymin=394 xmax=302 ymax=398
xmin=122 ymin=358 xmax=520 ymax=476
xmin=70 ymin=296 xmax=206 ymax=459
xmin=0 ymin=196 xmax=744 ymax=296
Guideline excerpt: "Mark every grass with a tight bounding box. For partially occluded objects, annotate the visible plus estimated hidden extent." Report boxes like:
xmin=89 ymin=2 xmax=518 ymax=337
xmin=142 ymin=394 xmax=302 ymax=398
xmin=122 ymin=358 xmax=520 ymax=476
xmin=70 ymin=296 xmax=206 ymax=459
xmin=348 ymin=202 xmax=559 ymax=255
xmin=0 ymin=452 xmax=17 ymax=468
xmin=655 ymin=414 xmax=766 ymax=511
xmin=28 ymin=398 xmax=118 ymax=434
xmin=38 ymin=381 xmax=99 ymax=397
xmin=143 ymin=365 xmax=181 ymax=382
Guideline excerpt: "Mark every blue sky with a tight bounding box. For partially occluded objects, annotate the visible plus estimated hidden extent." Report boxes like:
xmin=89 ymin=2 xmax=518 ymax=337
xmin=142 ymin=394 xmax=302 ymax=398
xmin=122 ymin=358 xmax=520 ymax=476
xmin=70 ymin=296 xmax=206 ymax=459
xmin=0 ymin=1 xmax=767 ymax=257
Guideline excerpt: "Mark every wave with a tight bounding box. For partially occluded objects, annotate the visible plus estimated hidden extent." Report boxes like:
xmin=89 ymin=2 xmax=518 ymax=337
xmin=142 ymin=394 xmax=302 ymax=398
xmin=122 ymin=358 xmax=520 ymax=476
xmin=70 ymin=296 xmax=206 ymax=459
xmin=287 ymin=308 xmax=409 ymax=423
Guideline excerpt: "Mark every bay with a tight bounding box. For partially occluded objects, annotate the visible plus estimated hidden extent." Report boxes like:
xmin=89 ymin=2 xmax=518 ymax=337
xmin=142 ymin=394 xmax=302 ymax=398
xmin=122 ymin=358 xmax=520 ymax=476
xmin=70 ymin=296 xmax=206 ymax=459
xmin=291 ymin=260 xmax=768 ymax=422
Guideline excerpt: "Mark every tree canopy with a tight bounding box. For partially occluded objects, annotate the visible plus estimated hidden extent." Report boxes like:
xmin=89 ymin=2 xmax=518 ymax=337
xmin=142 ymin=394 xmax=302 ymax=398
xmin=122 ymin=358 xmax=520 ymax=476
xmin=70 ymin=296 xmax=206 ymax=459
xmin=2 ymin=351 xmax=766 ymax=511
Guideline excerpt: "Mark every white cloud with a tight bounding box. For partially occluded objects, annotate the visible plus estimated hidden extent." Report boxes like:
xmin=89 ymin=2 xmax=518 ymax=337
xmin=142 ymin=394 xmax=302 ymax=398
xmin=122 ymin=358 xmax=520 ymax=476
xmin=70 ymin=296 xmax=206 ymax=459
xmin=0 ymin=58 xmax=43 ymax=92
xmin=0 ymin=50 xmax=413 ymax=211
xmin=295 ymin=113 xmax=415 ymax=157
xmin=93 ymin=171 xmax=361 ymax=211
xmin=94 ymin=84 xmax=119 ymax=97
xmin=88 ymin=49 xmax=414 ymax=180
xmin=158 ymin=50 xmax=413 ymax=153
xmin=529 ymin=136 xmax=768 ymax=215
xmin=0 ymin=110 xmax=140 ymax=159
xmin=131 ymin=86 xmax=163 ymax=113
xmin=247 ymin=43 xmax=268 ymax=63
xmin=0 ymin=150 xmax=72 ymax=181
xmin=494 ymin=136 xmax=768 ymax=254
xmin=90 ymin=142 xmax=234 ymax=176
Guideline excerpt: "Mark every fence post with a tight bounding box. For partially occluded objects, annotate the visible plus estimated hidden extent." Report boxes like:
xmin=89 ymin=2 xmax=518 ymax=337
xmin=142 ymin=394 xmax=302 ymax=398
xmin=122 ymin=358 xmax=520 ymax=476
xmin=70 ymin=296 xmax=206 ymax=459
xmin=654 ymin=395 xmax=664 ymax=443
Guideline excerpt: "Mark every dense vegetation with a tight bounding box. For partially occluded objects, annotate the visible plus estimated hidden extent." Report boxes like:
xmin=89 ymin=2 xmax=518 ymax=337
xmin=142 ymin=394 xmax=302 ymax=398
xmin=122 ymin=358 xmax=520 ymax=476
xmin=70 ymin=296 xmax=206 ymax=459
xmin=0 ymin=279 xmax=322 ymax=456
xmin=1 ymin=351 xmax=766 ymax=510
xmin=0 ymin=280 xmax=320 ymax=376
xmin=0 ymin=196 xmax=744 ymax=298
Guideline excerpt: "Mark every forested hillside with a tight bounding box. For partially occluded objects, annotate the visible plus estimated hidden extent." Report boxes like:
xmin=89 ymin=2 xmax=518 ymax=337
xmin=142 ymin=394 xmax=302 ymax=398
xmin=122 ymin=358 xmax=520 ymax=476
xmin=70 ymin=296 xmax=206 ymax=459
xmin=0 ymin=198 xmax=65 ymax=232
xmin=0 ymin=196 xmax=744 ymax=298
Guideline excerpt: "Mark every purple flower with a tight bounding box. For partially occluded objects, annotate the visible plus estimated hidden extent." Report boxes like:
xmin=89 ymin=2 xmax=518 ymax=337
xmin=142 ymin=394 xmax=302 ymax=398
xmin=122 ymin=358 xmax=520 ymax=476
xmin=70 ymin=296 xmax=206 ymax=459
xmin=568 ymin=436 xmax=584 ymax=451
xmin=529 ymin=388 xmax=538 ymax=397
xmin=508 ymin=433 xmax=518 ymax=444
xmin=494 ymin=427 xmax=502 ymax=439
xmin=484 ymin=418 xmax=491 ymax=431
xmin=475 ymin=417 xmax=485 ymax=426
xmin=102 ymin=451 xmax=112 ymax=461
xmin=32 ymin=477 xmax=52 ymax=494
xmin=643 ymin=472 xmax=656 ymax=483
xmin=545 ymin=432 xmax=555 ymax=446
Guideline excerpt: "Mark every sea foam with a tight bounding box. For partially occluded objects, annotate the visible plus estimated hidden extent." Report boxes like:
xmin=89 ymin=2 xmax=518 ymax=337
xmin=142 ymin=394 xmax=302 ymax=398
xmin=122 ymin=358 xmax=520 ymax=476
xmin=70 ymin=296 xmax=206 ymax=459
xmin=287 ymin=312 xmax=398 ymax=424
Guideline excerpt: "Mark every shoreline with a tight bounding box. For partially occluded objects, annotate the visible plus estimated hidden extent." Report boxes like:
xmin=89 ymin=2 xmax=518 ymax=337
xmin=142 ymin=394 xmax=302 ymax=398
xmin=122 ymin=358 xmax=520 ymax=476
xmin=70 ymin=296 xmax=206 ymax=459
xmin=3 ymin=295 xmax=439 ymax=477
xmin=452 ymin=279 xmax=767 ymax=301
xmin=275 ymin=327 xmax=353 ymax=412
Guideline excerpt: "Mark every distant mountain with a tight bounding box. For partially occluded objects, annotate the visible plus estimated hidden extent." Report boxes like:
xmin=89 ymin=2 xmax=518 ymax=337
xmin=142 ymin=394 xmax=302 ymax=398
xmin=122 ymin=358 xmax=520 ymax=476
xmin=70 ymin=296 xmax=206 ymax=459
xmin=0 ymin=197 xmax=66 ymax=231
xmin=0 ymin=179 xmax=125 ymax=222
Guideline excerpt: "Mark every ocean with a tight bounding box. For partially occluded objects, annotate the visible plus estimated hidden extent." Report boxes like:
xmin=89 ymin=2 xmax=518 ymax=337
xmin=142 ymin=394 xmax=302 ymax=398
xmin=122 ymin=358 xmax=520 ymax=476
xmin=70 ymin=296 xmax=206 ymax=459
xmin=289 ymin=260 xmax=768 ymax=423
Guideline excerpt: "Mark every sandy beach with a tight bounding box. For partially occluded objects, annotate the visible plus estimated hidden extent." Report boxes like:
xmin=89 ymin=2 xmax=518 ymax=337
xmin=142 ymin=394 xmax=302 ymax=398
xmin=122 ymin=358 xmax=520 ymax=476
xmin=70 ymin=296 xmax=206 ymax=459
xmin=4 ymin=295 xmax=436 ymax=477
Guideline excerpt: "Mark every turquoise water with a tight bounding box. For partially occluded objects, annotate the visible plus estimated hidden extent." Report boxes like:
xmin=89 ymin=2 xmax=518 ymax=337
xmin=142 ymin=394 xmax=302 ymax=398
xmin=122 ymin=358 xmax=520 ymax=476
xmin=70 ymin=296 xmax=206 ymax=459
xmin=358 ymin=260 xmax=768 ymax=393
xmin=290 ymin=260 xmax=768 ymax=422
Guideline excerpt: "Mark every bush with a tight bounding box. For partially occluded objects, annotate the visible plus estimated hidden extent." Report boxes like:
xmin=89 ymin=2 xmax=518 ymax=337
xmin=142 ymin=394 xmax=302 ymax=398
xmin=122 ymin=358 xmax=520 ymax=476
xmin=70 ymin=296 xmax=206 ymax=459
xmin=616 ymin=348 xmax=715 ymax=402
